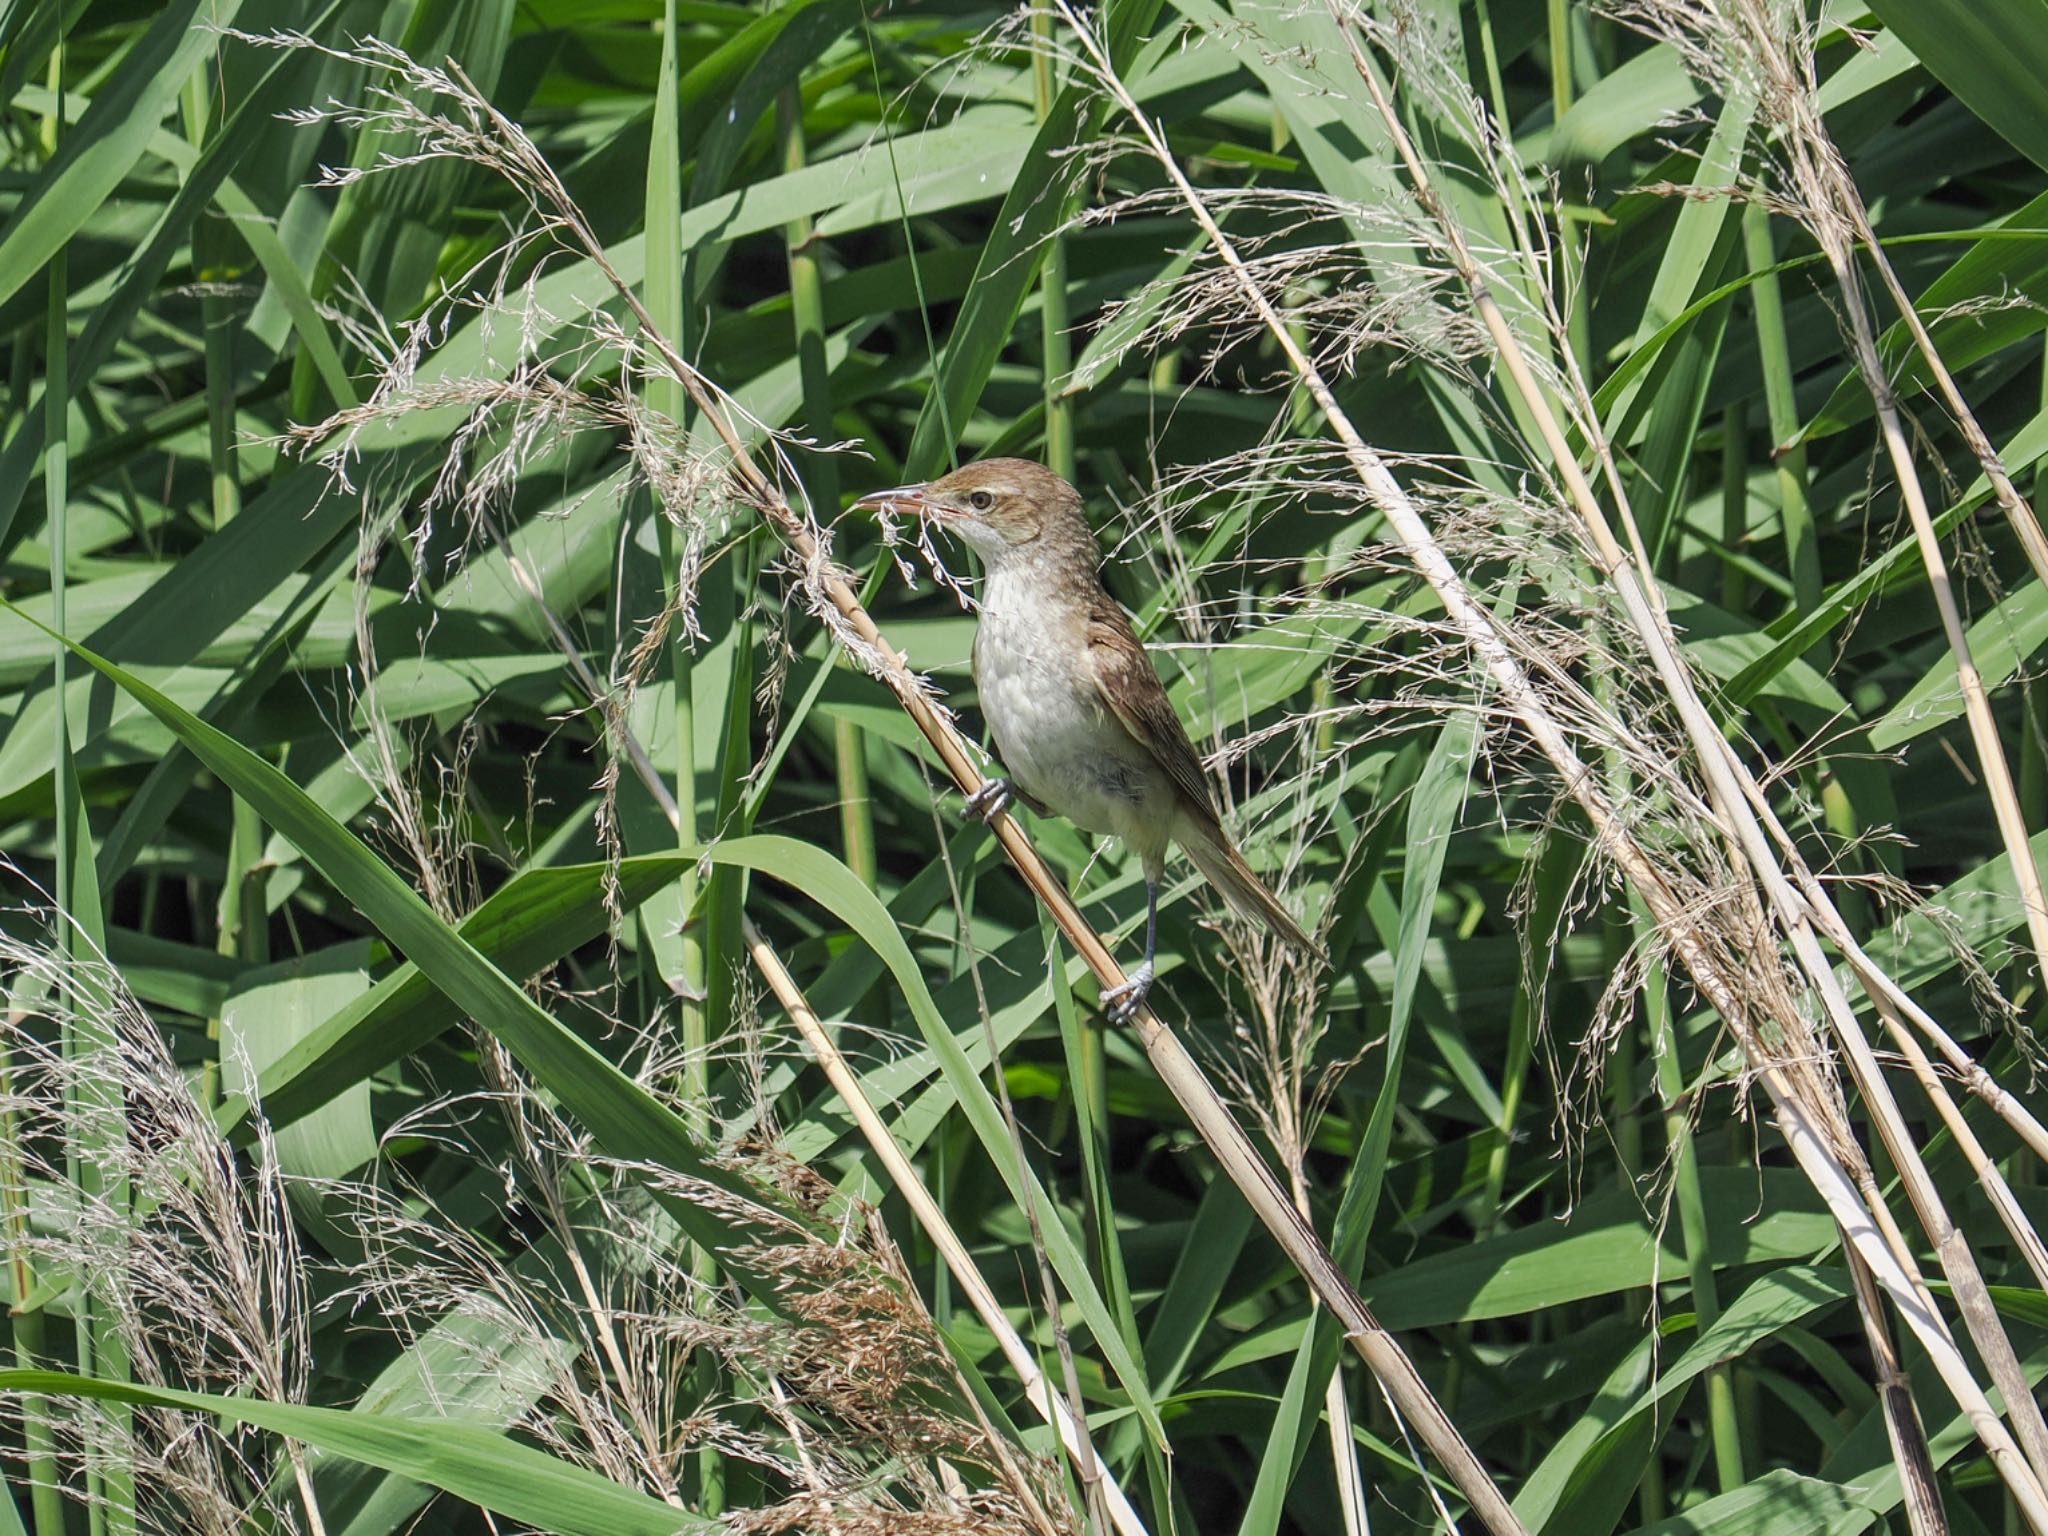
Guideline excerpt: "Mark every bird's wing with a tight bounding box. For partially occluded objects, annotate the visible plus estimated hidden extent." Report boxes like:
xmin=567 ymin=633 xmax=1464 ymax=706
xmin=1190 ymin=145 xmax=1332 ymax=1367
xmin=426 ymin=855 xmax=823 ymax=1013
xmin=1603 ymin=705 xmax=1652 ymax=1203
xmin=1084 ymin=598 xmax=1222 ymax=821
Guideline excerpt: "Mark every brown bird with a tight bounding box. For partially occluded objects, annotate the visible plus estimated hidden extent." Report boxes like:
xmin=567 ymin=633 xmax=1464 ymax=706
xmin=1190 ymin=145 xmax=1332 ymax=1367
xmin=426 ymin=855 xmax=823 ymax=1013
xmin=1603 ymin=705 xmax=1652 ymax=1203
xmin=857 ymin=458 xmax=1324 ymax=1019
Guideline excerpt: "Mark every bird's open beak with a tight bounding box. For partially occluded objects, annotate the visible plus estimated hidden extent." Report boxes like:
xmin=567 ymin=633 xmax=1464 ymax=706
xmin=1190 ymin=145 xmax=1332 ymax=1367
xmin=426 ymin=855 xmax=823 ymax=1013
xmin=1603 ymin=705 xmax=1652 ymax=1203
xmin=854 ymin=483 xmax=947 ymax=521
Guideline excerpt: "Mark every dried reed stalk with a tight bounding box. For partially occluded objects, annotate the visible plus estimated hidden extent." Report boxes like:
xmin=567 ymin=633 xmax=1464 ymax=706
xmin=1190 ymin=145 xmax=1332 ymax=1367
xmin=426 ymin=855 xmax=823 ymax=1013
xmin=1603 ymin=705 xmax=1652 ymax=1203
xmin=743 ymin=930 xmax=1145 ymax=1536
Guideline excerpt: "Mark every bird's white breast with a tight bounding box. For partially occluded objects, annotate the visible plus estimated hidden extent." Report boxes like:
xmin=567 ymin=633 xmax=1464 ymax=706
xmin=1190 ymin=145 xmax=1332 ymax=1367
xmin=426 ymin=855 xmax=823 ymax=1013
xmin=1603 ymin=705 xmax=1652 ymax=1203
xmin=974 ymin=568 xmax=1173 ymax=856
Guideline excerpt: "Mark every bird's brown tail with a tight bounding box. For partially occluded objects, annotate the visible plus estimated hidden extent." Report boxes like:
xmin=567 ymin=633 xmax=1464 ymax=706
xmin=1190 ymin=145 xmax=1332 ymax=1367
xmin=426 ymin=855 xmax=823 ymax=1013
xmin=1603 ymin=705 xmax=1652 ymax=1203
xmin=1175 ymin=813 xmax=1327 ymax=966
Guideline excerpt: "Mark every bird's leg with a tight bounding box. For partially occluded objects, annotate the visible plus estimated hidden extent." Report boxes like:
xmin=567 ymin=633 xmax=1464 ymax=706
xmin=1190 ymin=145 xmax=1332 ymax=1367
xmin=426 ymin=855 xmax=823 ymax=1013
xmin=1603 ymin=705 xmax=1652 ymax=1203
xmin=1103 ymin=876 xmax=1159 ymax=1023
xmin=963 ymin=777 xmax=1016 ymax=823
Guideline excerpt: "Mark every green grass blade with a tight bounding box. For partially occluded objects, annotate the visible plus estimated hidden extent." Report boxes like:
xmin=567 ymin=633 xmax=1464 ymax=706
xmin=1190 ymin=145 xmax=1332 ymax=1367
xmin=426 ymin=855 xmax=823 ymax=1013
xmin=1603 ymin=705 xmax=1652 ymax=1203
xmin=246 ymin=853 xmax=701 ymax=1132
xmin=0 ymin=1370 xmax=711 ymax=1536
xmin=221 ymin=946 xmax=379 ymax=1184
xmin=10 ymin=608 xmax=819 ymax=1278
xmin=1864 ymin=0 xmax=2048 ymax=171
xmin=0 ymin=0 xmax=244 ymax=313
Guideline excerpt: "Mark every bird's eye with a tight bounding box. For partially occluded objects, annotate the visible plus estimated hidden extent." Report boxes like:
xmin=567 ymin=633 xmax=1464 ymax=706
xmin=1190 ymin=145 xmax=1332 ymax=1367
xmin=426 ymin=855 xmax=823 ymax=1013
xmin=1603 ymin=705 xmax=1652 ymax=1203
xmin=967 ymin=490 xmax=994 ymax=512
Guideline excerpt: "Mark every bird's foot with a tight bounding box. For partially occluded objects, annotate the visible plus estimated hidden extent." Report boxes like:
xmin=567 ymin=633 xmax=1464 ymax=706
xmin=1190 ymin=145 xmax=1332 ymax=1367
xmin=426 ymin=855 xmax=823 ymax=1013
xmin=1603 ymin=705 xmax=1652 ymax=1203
xmin=1102 ymin=960 xmax=1156 ymax=1024
xmin=963 ymin=778 xmax=1016 ymax=823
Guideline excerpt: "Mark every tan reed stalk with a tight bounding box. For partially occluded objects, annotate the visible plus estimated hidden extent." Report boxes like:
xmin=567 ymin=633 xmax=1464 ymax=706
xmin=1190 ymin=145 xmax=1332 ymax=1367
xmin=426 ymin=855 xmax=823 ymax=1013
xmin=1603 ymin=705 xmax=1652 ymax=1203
xmin=1845 ymin=1248 xmax=1947 ymax=1536
xmin=744 ymin=927 xmax=1139 ymax=1536
xmin=1732 ymin=766 xmax=2048 ymax=1160
xmin=1848 ymin=203 xmax=2048 ymax=592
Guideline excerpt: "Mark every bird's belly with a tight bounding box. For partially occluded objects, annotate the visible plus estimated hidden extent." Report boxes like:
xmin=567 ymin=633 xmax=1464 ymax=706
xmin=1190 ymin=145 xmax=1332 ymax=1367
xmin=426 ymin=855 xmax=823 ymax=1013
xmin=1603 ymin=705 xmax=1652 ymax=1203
xmin=977 ymin=641 xmax=1170 ymax=848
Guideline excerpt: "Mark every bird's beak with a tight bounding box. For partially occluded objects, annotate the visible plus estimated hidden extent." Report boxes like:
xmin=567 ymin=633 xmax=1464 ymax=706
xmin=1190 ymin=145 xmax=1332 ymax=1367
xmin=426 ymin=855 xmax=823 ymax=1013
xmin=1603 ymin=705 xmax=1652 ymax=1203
xmin=854 ymin=483 xmax=946 ymax=520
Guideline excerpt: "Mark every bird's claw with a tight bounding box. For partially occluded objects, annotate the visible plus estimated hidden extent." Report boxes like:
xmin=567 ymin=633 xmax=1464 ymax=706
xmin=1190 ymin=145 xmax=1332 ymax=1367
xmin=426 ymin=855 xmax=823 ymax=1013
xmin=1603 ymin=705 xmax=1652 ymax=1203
xmin=1102 ymin=960 xmax=1155 ymax=1024
xmin=963 ymin=778 xmax=1016 ymax=823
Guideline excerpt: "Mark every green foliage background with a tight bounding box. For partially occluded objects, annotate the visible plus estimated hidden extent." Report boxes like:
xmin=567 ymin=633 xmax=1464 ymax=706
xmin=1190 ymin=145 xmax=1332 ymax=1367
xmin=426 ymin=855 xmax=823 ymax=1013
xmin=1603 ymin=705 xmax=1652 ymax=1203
xmin=3 ymin=0 xmax=2047 ymax=1532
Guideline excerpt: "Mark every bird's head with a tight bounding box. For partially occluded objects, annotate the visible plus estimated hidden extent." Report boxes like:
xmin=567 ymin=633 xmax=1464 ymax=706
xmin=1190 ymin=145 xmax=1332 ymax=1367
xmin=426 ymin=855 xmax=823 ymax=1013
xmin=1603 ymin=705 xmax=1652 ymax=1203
xmin=855 ymin=458 xmax=1089 ymax=566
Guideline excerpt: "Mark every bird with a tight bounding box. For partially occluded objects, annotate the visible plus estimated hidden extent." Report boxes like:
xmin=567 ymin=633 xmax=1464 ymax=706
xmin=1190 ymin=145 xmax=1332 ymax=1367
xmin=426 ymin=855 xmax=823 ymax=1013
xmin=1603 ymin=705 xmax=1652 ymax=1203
xmin=856 ymin=457 xmax=1325 ymax=1021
